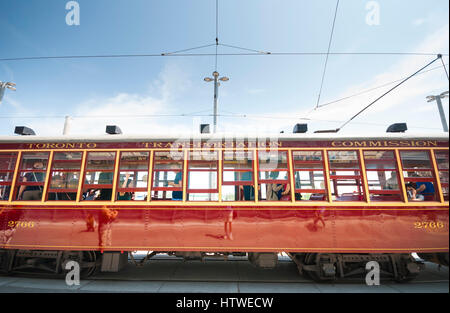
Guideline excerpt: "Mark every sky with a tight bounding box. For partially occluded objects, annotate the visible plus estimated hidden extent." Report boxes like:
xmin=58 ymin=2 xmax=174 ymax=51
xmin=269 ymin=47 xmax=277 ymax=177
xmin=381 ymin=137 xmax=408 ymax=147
xmin=0 ymin=0 xmax=449 ymax=137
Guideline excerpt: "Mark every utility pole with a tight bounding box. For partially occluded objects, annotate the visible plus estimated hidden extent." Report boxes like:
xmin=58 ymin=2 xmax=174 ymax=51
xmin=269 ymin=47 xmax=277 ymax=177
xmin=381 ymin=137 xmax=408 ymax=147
xmin=426 ymin=91 xmax=449 ymax=132
xmin=63 ymin=116 xmax=73 ymax=135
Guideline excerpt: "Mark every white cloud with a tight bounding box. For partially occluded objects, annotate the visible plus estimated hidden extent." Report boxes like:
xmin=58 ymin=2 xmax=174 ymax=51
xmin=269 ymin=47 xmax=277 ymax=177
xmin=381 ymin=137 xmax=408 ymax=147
xmin=23 ymin=62 xmax=198 ymax=136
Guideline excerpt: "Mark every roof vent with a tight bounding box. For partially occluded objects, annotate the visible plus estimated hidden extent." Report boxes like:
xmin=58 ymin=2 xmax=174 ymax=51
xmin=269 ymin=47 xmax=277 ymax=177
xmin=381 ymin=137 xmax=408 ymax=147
xmin=200 ymin=124 xmax=210 ymax=134
xmin=386 ymin=123 xmax=407 ymax=133
xmin=106 ymin=125 xmax=122 ymax=135
xmin=293 ymin=124 xmax=308 ymax=133
xmin=14 ymin=126 xmax=36 ymax=136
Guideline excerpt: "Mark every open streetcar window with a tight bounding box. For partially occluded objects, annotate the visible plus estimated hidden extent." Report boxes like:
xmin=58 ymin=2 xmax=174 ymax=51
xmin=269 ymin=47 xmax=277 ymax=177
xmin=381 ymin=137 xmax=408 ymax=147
xmin=15 ymin=152 xmax=49 ymax=201
xmin=400 ymin=151 xmax=438 ymax=201
xmin=151 ymin=151 xmax=184 ymax=201
xmin=82 ymin=152 xmax=116 ymax=201
xmin=47 ymin=152 xmax=82 ymax=201
xmin=363 ymin=151 xmax=402 ymax=202
xmin=187 ymin=150 xmax=219 ymax=201
xmin=292 ymin=151 xmax=327 ymax=201
xmin=327 ymin=150 xmax=365 ymax=201
xmin=258 ymin=151 xmax=291 ymax=201
xmin=434 ymin=150 xmax=448 ymax=201
xmin=116 ymin=152 xmax=150 ymax=201
xmin=222 ymin=150 xmax=254 ymax=201
xmin=0 ymin=152 xmax=18 ymax=201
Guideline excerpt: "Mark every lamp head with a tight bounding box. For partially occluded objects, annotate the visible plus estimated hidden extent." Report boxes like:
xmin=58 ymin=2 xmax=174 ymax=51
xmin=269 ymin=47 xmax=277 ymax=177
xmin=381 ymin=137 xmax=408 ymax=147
xmin=426 ymin=95 xmax=436 ymax=102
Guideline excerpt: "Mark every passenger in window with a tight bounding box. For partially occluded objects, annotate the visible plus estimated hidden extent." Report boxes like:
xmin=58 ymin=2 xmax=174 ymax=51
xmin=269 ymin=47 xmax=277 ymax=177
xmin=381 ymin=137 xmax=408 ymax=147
xmin=84 ymin=189 xmax=100 ymax=201
xmin=385 ymin=172 xmax=398 ymax=189
xmin=117 ymin=173 xmax=132 ymax=200
xmin=168 ymin=166 xmax=182 ymax=201
xmin=239 ymin=171 xmax=254 ymax=200
xmin=0 ymin=186 xmax=10 ymax=201
xmin=416 ymin=181 xmax=435 ymax=200
xmin=266 ymin=172 xmax=283 ymax=200
xmin=406 ymin=182 xmax=424 ymax=201
xmin=280 ymin=183 xmax=291 ymax=201
xmin=18 ymin=162 xmax=45 ymax=200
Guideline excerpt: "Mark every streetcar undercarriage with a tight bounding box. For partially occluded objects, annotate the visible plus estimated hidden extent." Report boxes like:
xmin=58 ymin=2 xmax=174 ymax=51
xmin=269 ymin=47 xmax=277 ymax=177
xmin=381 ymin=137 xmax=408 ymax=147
xmin=1 ymin=248 xmax=447 ymax=282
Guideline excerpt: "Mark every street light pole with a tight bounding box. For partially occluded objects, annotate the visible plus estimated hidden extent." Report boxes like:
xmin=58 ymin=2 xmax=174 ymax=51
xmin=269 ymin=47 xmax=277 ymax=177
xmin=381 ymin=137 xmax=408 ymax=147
xmin=213 ymin=72 xmax=219 ymax=133
xmin=204 ymin=71 xmax=229 ymax=133
xmin=427 ymin=91 xmax=449 ymax=133
xmin=0 ymin=81 xmax=16 ymax=104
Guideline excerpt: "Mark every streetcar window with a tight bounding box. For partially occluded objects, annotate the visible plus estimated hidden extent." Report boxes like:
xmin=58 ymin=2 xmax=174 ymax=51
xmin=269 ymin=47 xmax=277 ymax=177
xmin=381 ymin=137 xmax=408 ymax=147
xmin=15 ymin=152 xmax=49 ymax=201
xmin=292 ymin=151 xmax=327 ymax=201
xmin=434 ymin=150 xmax=449 ymax=201
xmin=116 ymin=152 xmax=149 ymax=201
xmin=0 ymin=152 xmax=18 ymax=201
xmin=258 ymin=151 xmax=291 ymax=201
xmin=222 ymin=150 xmax=254 ymax=201
xmin=151 ymin=151 xmax=184 ymax=201
xmin=400 ymin=151 xmax=438 ymax=201
xmin=82 ymin=152 xmax=116 ymax=201
xmin=328 ymin=151 xmax=365 ymax=201
xmin=187 ymin=150 xmax=219 ymax=201
xmin=47 ymin=152 xmax=82 ymax=201
xmin=363 ymin=151 xmax=402 ymax=202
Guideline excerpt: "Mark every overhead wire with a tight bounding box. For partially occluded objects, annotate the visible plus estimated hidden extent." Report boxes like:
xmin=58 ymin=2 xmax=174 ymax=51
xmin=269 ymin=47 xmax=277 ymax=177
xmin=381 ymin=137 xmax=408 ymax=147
xmin=335 ymin=55 xmax=443 ymax=132
xmin=315 ymin=0 xmax=340 ymax=110
xmin=317 ymin=63 xmax=449 ymax=108
xmin=1 ymin=52 xmax=447 ymax=62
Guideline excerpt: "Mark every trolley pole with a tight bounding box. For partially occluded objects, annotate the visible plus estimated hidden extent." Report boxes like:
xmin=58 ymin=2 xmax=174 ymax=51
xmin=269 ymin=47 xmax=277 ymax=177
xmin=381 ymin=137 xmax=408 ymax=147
xmin=427 ymin=91 xmax=449 ymax=132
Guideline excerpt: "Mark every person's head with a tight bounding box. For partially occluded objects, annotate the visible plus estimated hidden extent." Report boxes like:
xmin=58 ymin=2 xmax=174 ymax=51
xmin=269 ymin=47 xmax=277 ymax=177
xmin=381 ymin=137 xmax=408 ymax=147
xmin=406 ymin=182 xmax=417 ymax=191
xmin=33 ymin=161 xmax=44 ymax=169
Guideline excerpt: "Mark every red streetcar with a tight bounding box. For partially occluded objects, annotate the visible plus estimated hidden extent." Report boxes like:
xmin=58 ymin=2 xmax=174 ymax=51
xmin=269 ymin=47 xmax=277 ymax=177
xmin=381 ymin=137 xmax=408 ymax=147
xmin=0 ymin=133 xmax=448 ymax=281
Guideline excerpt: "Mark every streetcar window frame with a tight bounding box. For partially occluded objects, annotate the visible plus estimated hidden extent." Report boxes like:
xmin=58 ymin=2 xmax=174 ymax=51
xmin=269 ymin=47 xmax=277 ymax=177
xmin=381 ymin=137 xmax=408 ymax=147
xmin=186 ymin=150 xmax=219 ymax=201
xmin=399 ymin=150 xmax=439 ymax=202
xmin=81 ymin=151 xmax=117 ymax=201
xmin=14 ymin=152 xmax=50 ymax=201
xmin=150 ymin=150 xmax=184 ymax=201
xmin=115 ymin=151 xmax=150 ymax=201
xmin=46 ymin=151 xmax=83 ymax=201
xmin=0 ymin=152 xmax=19 ymax=201
xmin=221 ymin=150 xmax=255 ymax=202
xmin=291 ymin=150 xmax=328 ymax=202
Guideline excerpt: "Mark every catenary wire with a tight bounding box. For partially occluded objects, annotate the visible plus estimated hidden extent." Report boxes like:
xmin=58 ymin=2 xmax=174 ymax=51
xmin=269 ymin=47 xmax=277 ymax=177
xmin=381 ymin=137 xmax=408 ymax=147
xmin=335 ymin=56 xmax=442 ymax=132
xmin=0 ymin=52 xmax=447 ymax=62
xmin=315 ymin=0 xmax=340 ymax=109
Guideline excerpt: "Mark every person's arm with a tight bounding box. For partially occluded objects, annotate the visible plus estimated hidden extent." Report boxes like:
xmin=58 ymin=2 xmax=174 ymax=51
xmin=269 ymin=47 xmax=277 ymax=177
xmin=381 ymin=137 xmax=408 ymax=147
xmin=410 ymin=188 xmax=419 ymax=200
xmin=282 ymin=184 xmax=290 ymax=195
xmin=416 ymin=184 xmax=426 ymax=193
xmin=119 ymin=174 xmax=130 ymax=196
xmin=273 ymin=184 xmax=283 ymax=192
xmin=18 ymin=176 xmax=27 ymax=199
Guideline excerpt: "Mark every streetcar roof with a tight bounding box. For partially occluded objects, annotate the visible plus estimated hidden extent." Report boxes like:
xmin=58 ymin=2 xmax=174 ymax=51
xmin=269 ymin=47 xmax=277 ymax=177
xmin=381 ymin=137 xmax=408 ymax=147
xmin=0 ymin=132 xmax=448 ymax=143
